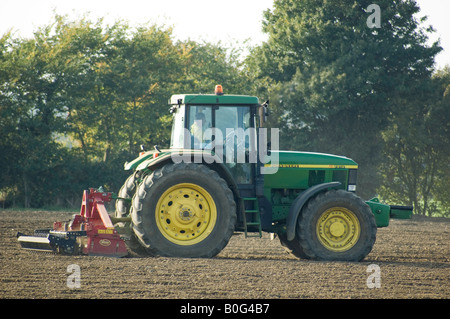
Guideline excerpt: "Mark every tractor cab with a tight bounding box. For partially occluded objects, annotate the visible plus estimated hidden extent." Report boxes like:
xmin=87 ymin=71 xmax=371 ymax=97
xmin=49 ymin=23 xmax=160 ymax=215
xmin=168 ymin=85 xmax=262 ymax=185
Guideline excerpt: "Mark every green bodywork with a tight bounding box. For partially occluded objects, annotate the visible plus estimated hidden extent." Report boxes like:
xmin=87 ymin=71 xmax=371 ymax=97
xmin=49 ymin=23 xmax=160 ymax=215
xmin=124 ymin=149 xmax=409 ymax=229
xmin=263 ymin=150 xmax=358 ymax=190
xmin=124 ymin=92 xmax=412 ymax=233
xmin=263 ymin=150 xmax=358 ymax=223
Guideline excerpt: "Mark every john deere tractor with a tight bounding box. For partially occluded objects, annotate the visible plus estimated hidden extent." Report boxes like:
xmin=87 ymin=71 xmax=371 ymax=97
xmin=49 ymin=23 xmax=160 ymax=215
xmin=112 ymin=85 xmax=412 ymax=262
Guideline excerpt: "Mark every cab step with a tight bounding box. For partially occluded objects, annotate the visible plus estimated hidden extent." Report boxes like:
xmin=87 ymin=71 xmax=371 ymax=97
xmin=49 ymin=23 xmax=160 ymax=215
xmin=242 ymin=197 xmax=262 ymax=238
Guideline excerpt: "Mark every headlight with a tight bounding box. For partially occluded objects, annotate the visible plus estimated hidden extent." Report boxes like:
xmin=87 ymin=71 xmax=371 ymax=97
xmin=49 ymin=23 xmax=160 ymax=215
xmin=348 ymin=169 xmax=357 ymax=192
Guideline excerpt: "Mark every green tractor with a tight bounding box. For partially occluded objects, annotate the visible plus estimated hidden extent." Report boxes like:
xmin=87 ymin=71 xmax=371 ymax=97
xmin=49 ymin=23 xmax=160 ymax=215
xmin=115 ymin=85 xmax=412 ymax=261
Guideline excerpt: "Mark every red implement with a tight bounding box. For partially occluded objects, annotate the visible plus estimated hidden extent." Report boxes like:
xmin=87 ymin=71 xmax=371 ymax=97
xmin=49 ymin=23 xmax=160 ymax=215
xmin=73 ymin=188 xmax=128 ymax=257
xmin=18 ymin=188 xmax=128 ymax=257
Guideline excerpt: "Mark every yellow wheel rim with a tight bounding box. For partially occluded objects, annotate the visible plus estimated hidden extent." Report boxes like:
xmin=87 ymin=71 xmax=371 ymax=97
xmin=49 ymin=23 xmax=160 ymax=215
xmin=316 ymin=207 xmax=360 ymax=252
xmin=155 ymin=183 xmax=217 ymax=246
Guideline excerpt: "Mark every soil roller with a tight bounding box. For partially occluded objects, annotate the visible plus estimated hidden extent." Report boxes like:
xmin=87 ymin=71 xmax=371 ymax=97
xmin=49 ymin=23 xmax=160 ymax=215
xmin=17 ymin=188 xmax=129 ymax=257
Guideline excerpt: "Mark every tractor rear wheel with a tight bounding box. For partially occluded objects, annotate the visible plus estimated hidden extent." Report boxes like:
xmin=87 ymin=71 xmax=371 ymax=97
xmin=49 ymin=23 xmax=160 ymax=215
xmin=115 ymin=172 xmax=150 ymax=256
xmin=131 ymin=163 xmax=236 ymax=258
xmin=296 ymin=189 xmax=376 ymax=261
xmin=115 ymin=173 xmax=137 ymax=222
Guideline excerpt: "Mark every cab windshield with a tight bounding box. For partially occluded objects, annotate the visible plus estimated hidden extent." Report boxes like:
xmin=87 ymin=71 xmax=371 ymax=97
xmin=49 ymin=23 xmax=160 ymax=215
xmin=187 ymin=105 xmax=252 ymax=149
xmin=170 ymin=104 xmax=253 ymax=149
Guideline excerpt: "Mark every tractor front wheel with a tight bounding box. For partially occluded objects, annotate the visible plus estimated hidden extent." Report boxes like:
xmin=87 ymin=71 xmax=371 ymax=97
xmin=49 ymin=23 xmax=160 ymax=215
xmin=296 ymin=190 xmax=376 ymax=261
xmin=131 ymin=163 xmax=236 ymax=258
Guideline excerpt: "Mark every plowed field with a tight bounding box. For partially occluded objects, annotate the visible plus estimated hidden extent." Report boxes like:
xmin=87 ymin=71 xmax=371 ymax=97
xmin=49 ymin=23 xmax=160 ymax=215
xmin=1 ymin=210 xmax=448 ymax=299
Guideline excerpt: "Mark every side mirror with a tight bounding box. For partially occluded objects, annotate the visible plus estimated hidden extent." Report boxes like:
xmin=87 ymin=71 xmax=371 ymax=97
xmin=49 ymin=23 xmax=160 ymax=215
xmin=169 ymin=99 xmax=183 ymax=113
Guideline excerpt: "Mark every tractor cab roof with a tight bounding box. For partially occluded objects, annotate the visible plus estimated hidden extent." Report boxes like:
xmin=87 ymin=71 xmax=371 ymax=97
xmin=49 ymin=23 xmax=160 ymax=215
xmin=169 ymin=94 xmax=259 ymax=105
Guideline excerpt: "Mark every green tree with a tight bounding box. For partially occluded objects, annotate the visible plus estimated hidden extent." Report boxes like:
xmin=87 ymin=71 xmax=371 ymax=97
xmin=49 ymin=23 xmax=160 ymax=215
xmin=249 ymin=0 xmax=441 ymax=198
xmin=379 ymin=67 xmax=450 ymax=216
xmin=112 ymin=25 xmax=180 ymax=155
xmin=1 ymin=15 xmax=255 ymax=208
xmin=0 ymin=25 xmax=73 ymax=207
xmin=0 ymin=32 xmax=20 ymax=206
xmin=176 ymin=40 xmax=252 ymax=94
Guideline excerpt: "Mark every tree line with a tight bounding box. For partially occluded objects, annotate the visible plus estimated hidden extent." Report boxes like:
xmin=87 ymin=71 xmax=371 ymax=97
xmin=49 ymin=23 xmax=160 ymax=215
xmin=0 ymin=15 xmax=252 ymax=208
xmin=1 ymin=1 xmax=449 ymax=216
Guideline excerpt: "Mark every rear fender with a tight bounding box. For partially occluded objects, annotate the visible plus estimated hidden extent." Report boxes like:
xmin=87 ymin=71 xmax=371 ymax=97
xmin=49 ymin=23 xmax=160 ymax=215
xmin=286 ymin=182 xmax=341 ymax=241
xmin=131 ymin=149 xmax=240 ymax=202
xmin=124 ymin=151 xmax=159 ymax=171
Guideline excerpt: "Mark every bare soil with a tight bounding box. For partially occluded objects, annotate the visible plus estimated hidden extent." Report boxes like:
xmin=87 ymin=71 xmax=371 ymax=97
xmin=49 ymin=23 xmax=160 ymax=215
xmin=1 ymin=210 xmax=449 ymax=299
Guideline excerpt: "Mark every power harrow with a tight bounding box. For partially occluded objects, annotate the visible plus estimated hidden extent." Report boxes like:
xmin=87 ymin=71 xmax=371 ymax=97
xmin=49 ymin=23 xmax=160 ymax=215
xmin=17 ymin=188 xmax=129 ymax=257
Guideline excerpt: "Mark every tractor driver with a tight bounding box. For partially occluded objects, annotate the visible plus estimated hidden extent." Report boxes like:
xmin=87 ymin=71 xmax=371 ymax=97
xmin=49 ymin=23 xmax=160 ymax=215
xmin=190 ymin=112 xmax=207 ymax=147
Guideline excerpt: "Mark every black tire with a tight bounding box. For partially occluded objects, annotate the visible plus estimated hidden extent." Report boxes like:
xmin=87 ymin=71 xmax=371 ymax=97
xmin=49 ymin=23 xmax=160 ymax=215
xmin=278 ymin=233 xmax=309 ymax=259
xmin=115 ymin=173 xmax=137 ymax=221
xmin=296 ymin=189 xmax=377 ymax=261
xmin=131 ymin=163 xmax=236 ymax=258
xmin=115 ymin=172 xmax=150 ymax=256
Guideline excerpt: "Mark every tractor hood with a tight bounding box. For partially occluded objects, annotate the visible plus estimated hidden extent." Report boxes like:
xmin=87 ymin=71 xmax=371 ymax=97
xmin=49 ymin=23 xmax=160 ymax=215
xmin=125 ymin=150 xmax=358 ymax=172
xmin=266 ymin=150 xmax=358 ymax=169
xmin=262 ymin=151 xmax=358 ymax=190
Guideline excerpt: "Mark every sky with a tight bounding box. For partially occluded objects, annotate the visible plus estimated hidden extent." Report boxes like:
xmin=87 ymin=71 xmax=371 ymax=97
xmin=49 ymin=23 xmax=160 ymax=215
xmin=0 ymin=0 xmax=449 ymax=69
